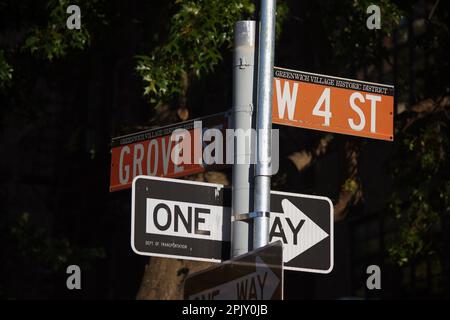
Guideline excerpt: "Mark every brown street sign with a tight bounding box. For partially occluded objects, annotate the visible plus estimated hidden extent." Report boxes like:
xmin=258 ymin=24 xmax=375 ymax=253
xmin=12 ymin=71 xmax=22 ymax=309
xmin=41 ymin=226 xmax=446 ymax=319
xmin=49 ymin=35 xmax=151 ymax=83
xmin=273 ymin=67 xmax=394 ymax=141
xmin=110 ymin=112 xmax=230 ymax=192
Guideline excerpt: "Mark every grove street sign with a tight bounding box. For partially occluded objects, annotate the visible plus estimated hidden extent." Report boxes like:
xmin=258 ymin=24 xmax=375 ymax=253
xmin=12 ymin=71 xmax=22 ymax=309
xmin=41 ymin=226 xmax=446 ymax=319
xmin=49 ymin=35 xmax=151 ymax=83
xmin=184 ymin=241 xmax=283 ymax=300
xmin=273 ymin=67 xmax=394 ymax=141
xmin=110 ymin=112 xmax=229 ymax=192
xmin=131 ymin=176 xmax=333 ymax=273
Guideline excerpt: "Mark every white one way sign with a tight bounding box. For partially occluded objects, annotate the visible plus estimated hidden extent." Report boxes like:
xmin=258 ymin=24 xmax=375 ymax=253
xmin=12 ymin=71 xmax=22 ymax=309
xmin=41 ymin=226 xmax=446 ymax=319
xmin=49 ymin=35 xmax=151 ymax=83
xmin=269 ymin=192 xmax=333 ymax=273
xmin=132 ymin=176 xmax=333 ymax=273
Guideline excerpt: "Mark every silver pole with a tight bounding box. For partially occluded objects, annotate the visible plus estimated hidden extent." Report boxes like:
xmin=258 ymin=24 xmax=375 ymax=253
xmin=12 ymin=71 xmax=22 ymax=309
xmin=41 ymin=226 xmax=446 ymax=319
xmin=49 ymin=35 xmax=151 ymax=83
xmin=231 ymin=21 xmax=256 ymax=257
xmin=253 ymin=0 xmax=276 ymax=249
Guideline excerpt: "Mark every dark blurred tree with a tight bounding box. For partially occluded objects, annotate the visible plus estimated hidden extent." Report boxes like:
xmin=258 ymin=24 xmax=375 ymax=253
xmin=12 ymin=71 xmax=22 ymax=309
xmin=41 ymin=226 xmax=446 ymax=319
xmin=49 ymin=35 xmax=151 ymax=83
xmin=0 ymin=0 xmax=111 ymax=299
xmin=132 ymin=0 xmax=450 ymax=294
xmin=1 ymin=212 xmax=105 ymax=299
xmin=1 ymin=0 xmax=449 ymax=299
xmin=134 ymin=0 xmax=450 ymax=269
xmin=313 ymin=0 xmax=449 ymax=267
xmin=0 ymin=50 xmax=12 ymax=90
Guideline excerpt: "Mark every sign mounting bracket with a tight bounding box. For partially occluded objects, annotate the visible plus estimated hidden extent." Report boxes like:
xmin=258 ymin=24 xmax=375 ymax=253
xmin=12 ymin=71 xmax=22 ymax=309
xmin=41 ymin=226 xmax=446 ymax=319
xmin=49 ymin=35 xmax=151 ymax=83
xmin=232 ymin=211 xmax=270 ymax=222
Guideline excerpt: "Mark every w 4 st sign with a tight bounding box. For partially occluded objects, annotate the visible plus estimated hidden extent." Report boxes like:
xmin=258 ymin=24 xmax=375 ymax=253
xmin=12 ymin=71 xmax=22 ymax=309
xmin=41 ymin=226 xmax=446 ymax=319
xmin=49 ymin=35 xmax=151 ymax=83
xmin=273 ymin=67 xmax=394 ymax=141
xmin=131 ymin=176 xmax=333 ymax=273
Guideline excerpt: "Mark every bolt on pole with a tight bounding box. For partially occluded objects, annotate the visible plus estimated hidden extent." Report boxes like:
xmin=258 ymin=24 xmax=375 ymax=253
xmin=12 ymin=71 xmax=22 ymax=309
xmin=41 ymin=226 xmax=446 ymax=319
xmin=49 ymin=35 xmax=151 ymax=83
xmin=253 ymin=0 xmax=276 ymax=249
xmin=231 ymin=21 xmax=256 ymax=257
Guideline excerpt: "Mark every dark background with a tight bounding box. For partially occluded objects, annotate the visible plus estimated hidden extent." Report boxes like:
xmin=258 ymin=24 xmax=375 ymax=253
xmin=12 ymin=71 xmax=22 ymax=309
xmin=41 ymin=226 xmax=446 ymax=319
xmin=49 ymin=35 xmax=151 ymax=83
xmin=0 ymin=0 xmax=449 ymax=299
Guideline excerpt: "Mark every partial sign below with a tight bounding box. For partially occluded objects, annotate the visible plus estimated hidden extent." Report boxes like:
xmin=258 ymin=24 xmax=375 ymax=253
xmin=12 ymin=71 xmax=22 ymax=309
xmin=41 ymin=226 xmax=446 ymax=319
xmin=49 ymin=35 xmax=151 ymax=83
xmin=110 ymin=112 xmax=230 ymax=192
xmin=273 ymin=67 xmax=394 ymax=141
xmin=184 ymin=241 xmax=283 ymax=300
xmin=131 ymin=176 xmax=333 ymax=273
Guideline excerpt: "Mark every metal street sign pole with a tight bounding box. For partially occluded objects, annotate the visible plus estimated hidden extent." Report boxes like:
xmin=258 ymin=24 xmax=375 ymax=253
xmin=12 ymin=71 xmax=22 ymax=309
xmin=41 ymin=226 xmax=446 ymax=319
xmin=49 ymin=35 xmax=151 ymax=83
xmin=253 ymin=0 xmax=276 ymax=249
xmin=231 ymin=21 xmax=256 ymax=257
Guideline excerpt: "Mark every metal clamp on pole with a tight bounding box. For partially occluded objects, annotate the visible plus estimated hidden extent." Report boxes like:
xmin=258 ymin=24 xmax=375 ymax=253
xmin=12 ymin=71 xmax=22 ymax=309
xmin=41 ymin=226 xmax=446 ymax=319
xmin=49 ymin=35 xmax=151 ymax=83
xmin=232 ymin=211 xmax=270 ymax=222
xmin=233 ymin=103 xmax=253 ymax=114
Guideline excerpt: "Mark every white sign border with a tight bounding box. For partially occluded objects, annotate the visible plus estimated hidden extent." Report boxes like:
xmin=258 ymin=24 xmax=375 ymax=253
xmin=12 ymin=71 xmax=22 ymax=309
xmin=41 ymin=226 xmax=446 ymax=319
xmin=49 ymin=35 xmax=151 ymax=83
xmin=270 ymin=189 xmax=334 ymax=274
xmin=131 ymin=175 xmax=334 ymax=274
xmin=130 ymin=175 xmax=227 ymax=263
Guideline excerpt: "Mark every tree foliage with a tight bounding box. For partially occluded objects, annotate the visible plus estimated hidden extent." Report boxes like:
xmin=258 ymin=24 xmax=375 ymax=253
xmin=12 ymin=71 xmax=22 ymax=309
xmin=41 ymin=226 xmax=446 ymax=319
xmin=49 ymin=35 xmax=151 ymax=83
xmin=7 ymin=212 xmax=106 ymax=272
xmin=23 ymin=1 xmax=87 ymax=60
xmin=0 ymin=50 xmax=13 ymax=90
xmin=321 ymin=0 xmax=403 ymax=68
xmin=0 ymin=0 xmax=449 ymax=287
xmin=319 ymin=0 xmax=450 ymax=266
xmin=389 ymin=110 xmax=450 ymax=265
xmin=136 ymin=0 xmax=288 ymax=105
